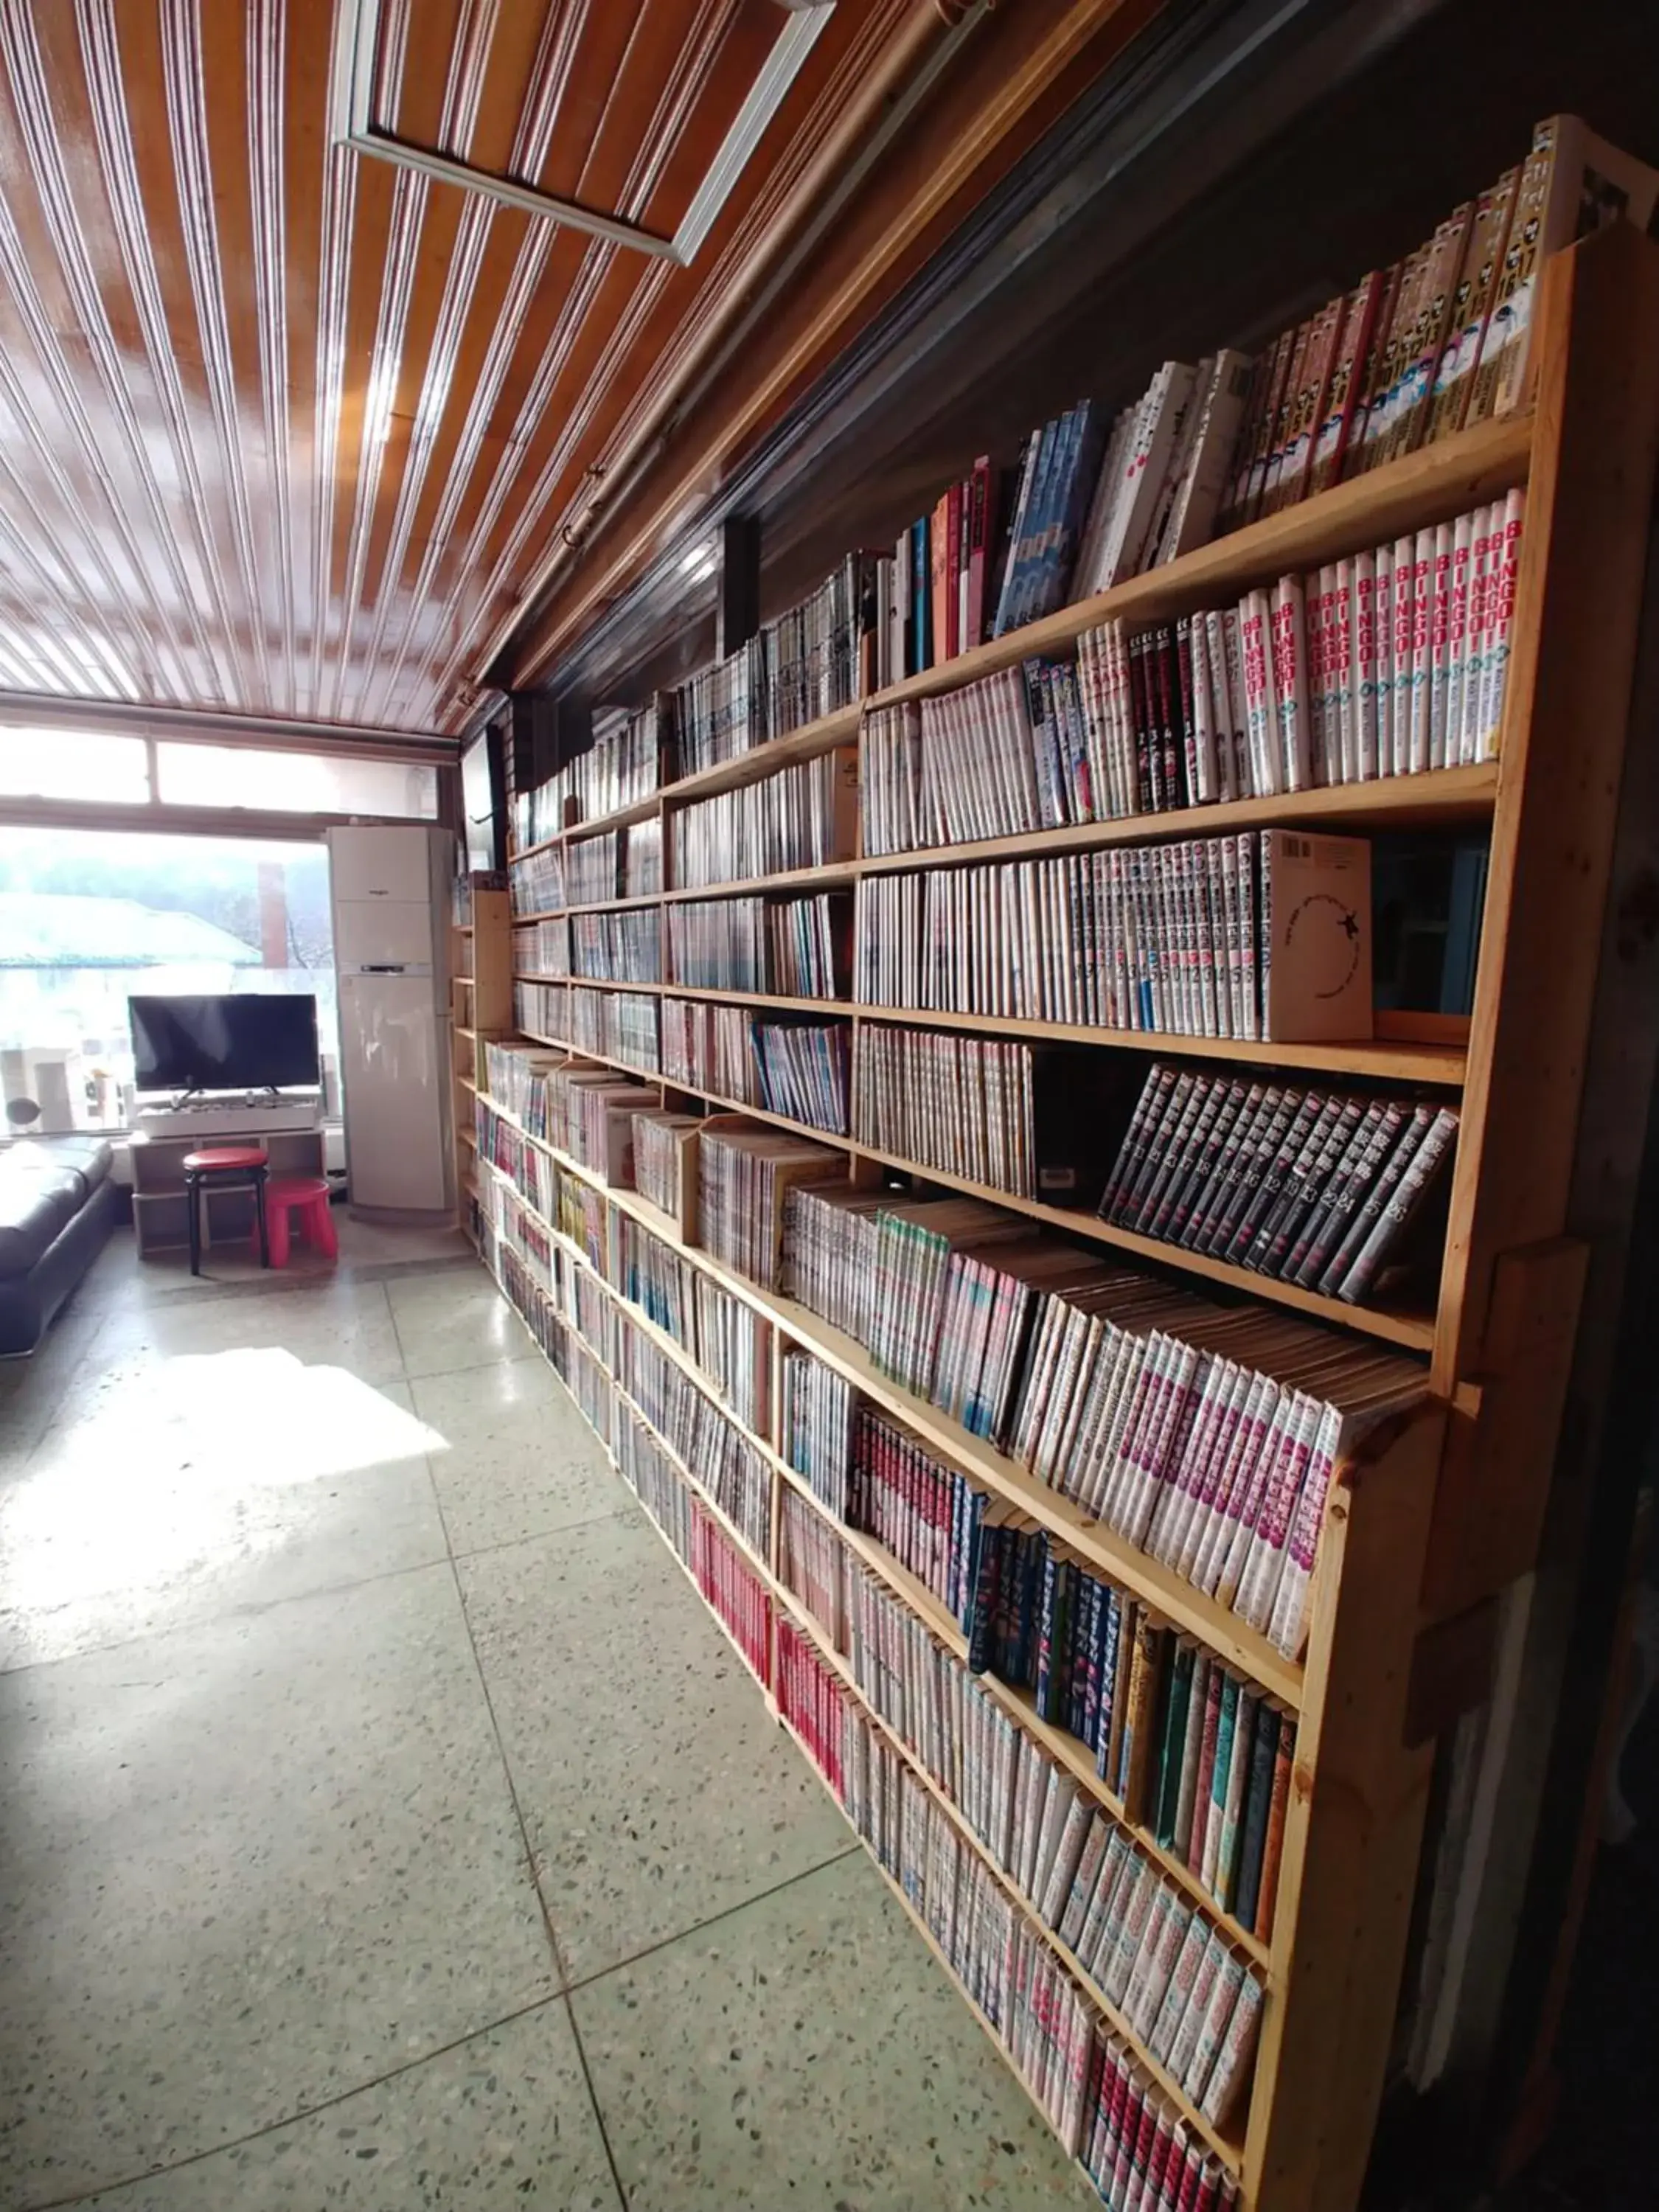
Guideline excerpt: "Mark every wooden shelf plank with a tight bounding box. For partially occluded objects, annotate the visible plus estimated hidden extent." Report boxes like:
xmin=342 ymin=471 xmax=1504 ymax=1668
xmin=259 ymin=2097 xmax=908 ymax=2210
xmin=509 ymin=1021 xmax=1434 ymax=1351
xmin=845 ymin=1133 xmax=1439 ymax=1354
xmin=854 ymin=762 xmax=1500 ymax=875
xmin=520 ymin=981 xmax=1464 ymax=1081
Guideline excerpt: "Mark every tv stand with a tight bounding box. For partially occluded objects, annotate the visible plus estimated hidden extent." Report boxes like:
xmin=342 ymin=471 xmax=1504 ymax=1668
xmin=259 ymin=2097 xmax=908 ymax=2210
xmin=131 ymin=1098 xmax=325 ymax=1260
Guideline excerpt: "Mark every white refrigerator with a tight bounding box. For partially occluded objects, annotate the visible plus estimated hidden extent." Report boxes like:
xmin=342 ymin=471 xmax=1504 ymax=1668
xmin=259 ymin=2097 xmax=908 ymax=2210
xmin=326 ymin=824 xmax=456 ymax=1217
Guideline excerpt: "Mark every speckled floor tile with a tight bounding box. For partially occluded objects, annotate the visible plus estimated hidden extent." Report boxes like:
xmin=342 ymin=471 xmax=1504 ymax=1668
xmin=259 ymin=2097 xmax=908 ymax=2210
xmin=0 ymin=1293 xmax=108 ymax=1461
xmin=571 ymin=1851 xmax=1099 ymax=2211
xmin=456 ymin=1508 xmax=852 ymax=1983
xmin=81 ymin=1277 xmax=408 ymax=1391
xmin=0 ymin=1377 xmax=448 ymax=1671
xmin=388 ymin=1272 xmax=538 ymax=1379
xmin=412 ymin=1358 xmax=625 ymax=1555
xmin=0 ymin=1562 xmax=560 ymax=2207
xmin=72 ymin=2003 xmax=619 ymax=2211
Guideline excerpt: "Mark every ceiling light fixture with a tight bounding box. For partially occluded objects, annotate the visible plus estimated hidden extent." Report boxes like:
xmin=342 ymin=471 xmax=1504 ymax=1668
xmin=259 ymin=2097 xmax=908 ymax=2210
xmin=332 ymin=0 xmax=837 ymax=264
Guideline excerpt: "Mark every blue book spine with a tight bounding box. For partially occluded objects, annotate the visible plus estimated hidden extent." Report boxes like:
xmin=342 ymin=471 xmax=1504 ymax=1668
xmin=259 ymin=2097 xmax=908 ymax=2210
xmin=1011 ymin=415 xmax=1064 ymax=634
xmin=964 ymin=1510 xmax=995 ymax=1669
xmin=991 ymin=428 xmax=1042 ymax=639
xmin=1096 ymin=1592 xmax=1123 ymax=1778
xmin=1035 ymin=1548 xmax=1060 ymax=1719
xmin=1026 ymin=406 xmax=1080 ymax=628
xmin=1064 ymin=1567 xmax=1091 ymax=1739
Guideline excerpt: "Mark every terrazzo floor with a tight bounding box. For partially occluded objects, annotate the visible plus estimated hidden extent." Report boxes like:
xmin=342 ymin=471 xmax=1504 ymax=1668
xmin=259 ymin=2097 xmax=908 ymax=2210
xmin=0 ymin=1222 xmax=1099 ymax=2211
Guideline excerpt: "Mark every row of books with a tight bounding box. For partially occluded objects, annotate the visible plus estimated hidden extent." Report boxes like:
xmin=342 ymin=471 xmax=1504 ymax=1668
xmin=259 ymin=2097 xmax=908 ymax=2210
xmin=778 ymin=1358 xmax=1290 ymax=1938
xmin=565 ymin=830 xmax=625 ymax=910
xmin=666 ymin=891 xmax=850 ymax=1000
xmin=508 ymin=845 xmax=564 ymax=918
xmin=512 ymin=701 xmax=671 ymax=850
xmin=1214 ymin=116 xmax=1656 ymax=533
xmin=539 ymin=1062 xmax=653 ymax=1186
xmin=611 ymin=1307 xmax=772 ymax=1562
xmin=672 ymin=556 xmax=883 ymax=779
xmin=661 ymin=998 xmax=754 ymax=1104
xmin=633 ymin=1109 xmax=699 ymax=1225
xmin=615 ymin=1400 xmax=695 ymax=1566
xmin=615 ymin=1211 xmax=771 ymax=1439
xmin=512 ymin=917 xmax=565 ymax=975
xmin=691 ymin=1497 xmax=772 ymax=1684
xmin=669 ymin=748 xmax=858 ymax=893
xmin=889 ymin=456 xmax=995 ymax=676
xmin=570 ymin=910 xmax=661 ymax=985
xmin=506 ymin=118 xmax=1646 ymax=872
xmin=859 ymin=498 xmax=1520 ymax=857
xmin=776 ymin=1181 xmax=1422 ymax=1658
xmin=778 ymin=1507 xmax=1265 ymax=2136
xmin=1107 ymin=497 xmax=1522 ymax=824
xmin=481 ymin=1171 xmax=554 ymax=1298
xmin=569 ymin=987 xmax=659 ymax=1076
xmin=852 ymin=1023 xmax=1051 ymax=1200
xmin=512 ymin=982 xmax=661 ymax=1075
xmin=1099 ymin=1066 xmax=1462 ymax=1305
xmin=474 ymin=1103 xmax=555 ymax=1224
xmin=661 ymin=998 xmax=851 ymax=1134
xmin=1006 ymin=352 xmax=1256 ymax=640
xmin=877 ymin=92 xmax=1601 ymax=689
xmin=699 ymin=1123 xmax=845 ymax=1293
xmin=854 ymin=828 xmax=1371 ymax=1045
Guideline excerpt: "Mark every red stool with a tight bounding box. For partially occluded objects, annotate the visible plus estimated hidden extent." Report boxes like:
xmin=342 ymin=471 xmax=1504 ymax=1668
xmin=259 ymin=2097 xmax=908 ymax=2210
xmin=183 ymin=1147 xmax=268 ymax=1276
xmin=260 ymin=1175 xmax=338 ymax=1268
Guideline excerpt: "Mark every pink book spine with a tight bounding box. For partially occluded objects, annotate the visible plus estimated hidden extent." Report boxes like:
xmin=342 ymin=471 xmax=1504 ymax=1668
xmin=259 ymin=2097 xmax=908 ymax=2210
xmin=1428 ymin=520 xmax=1455 ymax=768
xmin=1239 ymin=590 xmax=1276 ymax=797
xmin=1268 ymin=1405 xmax=1344 ymax=1658
xmin=1480 ymin=484 xmax=1526 ymax=758
xmin=1444 ymin=509 xmax=1474 ymax=765
xmin=1408 ymin=527 xmax=1435 ymax=774
xmin=1352 ymin=549 xmax=1380 ymax=780
xmin=1332 ymin=557 xmax=1356 ymax=783
xmin=1390 ymin=535 xmax=1416 ymax=776
xmin=1270 ymin=575 xmax=1312 ymax=790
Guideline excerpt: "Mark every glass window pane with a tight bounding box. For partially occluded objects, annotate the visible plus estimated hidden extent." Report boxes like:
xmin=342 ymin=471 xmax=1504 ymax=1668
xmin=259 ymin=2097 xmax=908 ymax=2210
xmin=155 ymin=742 xmax=436 ymax=819
xmin=0 ymin=729 xmax=150 ymax=803
xmin=0 ymin=825 xmax=337 ymax=1135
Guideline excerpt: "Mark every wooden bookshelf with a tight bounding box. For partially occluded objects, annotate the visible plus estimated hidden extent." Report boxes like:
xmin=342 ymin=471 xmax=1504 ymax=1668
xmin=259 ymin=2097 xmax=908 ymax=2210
xmin=479 ymin=226 xmax=1659 ymax=2212
xmin=451 ymin=884 xmax=513 ymax=1244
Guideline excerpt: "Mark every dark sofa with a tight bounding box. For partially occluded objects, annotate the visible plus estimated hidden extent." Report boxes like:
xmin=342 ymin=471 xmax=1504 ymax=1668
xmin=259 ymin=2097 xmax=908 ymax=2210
xmin=0 ymin=1136 xmax=125 ymax=1356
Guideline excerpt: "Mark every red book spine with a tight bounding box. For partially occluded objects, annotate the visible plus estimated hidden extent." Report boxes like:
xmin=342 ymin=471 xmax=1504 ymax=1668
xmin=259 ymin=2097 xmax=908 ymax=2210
xmin=966 ymin=455 xmax=992 ymax=649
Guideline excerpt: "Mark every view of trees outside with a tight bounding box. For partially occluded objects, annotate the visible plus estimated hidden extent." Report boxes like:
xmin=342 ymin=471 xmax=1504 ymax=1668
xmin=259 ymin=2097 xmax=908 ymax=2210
xmin=0 ymin=827 xmax=336 ymax=1131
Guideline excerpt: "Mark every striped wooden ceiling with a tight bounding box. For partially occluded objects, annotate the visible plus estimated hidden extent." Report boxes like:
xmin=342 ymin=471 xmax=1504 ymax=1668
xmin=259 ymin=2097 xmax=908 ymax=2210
xmin=0 ymin=0 xmax=954 ymax=736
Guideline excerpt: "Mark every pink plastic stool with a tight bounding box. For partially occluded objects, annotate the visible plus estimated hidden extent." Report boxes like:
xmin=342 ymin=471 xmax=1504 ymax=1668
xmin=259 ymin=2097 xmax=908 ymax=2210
xmin=257 ymin=1175 xmax=338 ymax=1267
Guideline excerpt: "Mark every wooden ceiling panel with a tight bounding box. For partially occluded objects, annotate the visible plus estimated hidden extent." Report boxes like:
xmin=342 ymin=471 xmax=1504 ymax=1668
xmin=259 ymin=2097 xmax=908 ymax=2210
xmin=0 ymin=0 xmax=1152 ymax=737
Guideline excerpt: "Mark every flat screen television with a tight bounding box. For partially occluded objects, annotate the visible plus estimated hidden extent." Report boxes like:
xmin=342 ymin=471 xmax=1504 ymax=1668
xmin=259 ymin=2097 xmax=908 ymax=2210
xmin=128 ymin=994 xmax=321 ymax=1094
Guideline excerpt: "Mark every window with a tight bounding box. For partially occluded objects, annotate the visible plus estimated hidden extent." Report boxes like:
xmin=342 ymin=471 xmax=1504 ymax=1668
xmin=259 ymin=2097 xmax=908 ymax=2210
xmin=0 ymin=730 xmax=150 ymax=804
xmin=0 ymin=826 xmax=337 ymax=1133
xmin=154 ymin=742 xmax=436 ymax=819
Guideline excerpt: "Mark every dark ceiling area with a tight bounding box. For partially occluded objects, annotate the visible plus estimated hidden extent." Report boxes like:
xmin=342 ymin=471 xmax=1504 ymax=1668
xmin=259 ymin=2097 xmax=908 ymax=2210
xmin=532 ymin=0 xmax=1659 ymax=728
